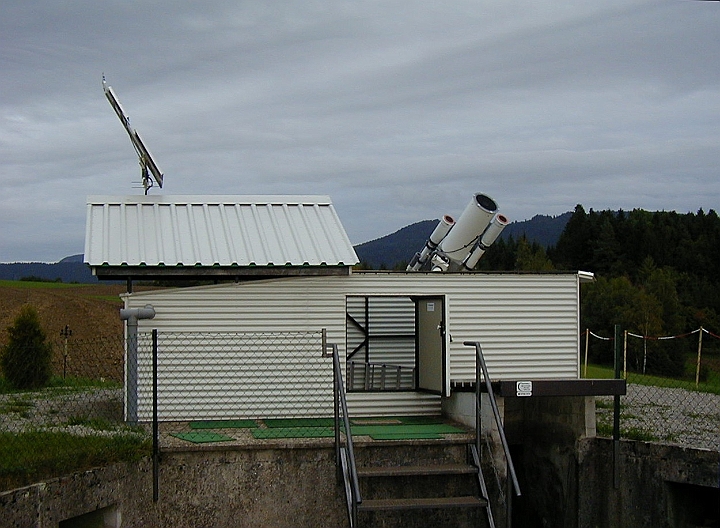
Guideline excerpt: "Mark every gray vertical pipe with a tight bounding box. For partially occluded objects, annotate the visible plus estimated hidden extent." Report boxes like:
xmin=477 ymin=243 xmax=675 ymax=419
xmin=152 ymin=329 xmax=159 ymax=502
xmin=120 ymin=305 xmax=156 ymax=423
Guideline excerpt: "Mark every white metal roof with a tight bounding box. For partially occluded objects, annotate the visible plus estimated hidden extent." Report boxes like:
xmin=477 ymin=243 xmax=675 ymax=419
xmin=84 ymin=195 xmax=359 ymax=273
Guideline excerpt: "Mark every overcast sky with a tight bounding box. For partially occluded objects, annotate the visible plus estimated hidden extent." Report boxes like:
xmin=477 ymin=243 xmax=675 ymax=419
xmin=1 ymin=1 xmax=719 ymax=262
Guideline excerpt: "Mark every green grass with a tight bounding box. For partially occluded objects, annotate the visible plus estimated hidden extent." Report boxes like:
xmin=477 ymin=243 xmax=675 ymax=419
xmin=0 ymin=430 xmax=151 ymax=492
xmin=583 ymin=363 xmax=720 ymax=394
xmin=583 ymin=364 xmax=616 ymax=379
xmin=0 ymin=376 xmax=120 ymax=395
xmin=0 ymin=280 xmax=85 ymax=289
xmin=596 ymin=422 xmax=659 ymax=442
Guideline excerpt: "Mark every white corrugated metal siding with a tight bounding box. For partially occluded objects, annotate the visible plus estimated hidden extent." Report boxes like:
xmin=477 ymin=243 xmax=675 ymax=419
xmin=125 ymin=271 xmax=584 ymax=418
xmin=84 ymin=195 xmax=358 ymax=267
xmin=135 ymin=331 xmax=331 ymax=421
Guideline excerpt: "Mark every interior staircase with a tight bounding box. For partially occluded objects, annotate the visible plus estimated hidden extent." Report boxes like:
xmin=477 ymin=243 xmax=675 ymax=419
xmin=351 ymin=438 xmax=495 ymax=528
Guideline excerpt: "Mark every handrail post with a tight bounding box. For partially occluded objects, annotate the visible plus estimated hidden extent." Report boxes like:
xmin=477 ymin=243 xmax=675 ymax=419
xmin=330 ymin=342 xmax=361 ymax=527
xmin=465 ymin=341 xmax=521 ymax=497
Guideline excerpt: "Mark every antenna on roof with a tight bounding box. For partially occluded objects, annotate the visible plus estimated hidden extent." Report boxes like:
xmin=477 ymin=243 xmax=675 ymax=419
xmin=102 ymin=75 xmax=164 ymax=194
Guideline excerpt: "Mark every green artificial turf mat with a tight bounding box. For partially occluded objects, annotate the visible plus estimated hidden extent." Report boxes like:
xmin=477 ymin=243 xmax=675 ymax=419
xmin=252 ymin=427 xmax=335 ymax=439
xmin=394 ymin=416 xmax=445 ymax=425
xmin=172 ymin=431 xmax=235 ymax=443
xmin=263 ymin=418 xmax=335 ymax=428
xmin=189 ymin=420 xmax=257 ymax=429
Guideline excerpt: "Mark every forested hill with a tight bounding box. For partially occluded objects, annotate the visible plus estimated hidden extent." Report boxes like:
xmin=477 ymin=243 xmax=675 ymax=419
xmin=552 ymin=206 xmax=720 ymax=377
xmin=356 ymin=205 xmax=720 ymax=378
xmin=354 ymin=212 xmax=571 ymax=270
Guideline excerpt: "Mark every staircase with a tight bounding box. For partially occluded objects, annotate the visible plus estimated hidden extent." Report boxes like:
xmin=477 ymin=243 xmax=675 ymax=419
xmin=330 ymin=341 xmax=515 ymax=528
xmin=352 ymin=439 xmax=494 ymax=528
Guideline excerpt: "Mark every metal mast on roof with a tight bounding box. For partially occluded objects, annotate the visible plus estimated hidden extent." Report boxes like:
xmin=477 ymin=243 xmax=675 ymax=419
xmin=102 ymin=76 xmax=164 ymax=194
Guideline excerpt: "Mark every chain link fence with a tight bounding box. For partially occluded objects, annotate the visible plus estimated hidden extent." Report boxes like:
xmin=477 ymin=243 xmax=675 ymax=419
xmin=1 ymin=329 xmax=335 ymax=492
xmin=588 ymin=328 xmax=720 ymax=451
xmin=0 ymin=334 xmax=148 ymax=492
xmin=137 ymin=330 xmax=336 ymax=445
xmin=595 ymin=377 xmax=720 ymax=451
xmin=1 ymin=328 xmax=340 ymax=491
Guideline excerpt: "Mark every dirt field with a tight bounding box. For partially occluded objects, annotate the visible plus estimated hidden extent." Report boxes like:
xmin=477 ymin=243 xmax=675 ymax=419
xmin=0 ymin=281 xmax=159 ymax=381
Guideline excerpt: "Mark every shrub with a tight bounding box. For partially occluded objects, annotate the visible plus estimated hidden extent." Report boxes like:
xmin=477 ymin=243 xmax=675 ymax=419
xmin=1 ymin=306 xmax=53 ymax=389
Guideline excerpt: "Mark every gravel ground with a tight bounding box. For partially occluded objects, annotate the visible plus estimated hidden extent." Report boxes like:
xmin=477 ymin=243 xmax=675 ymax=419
xmin=596 ymin=383 xmax=720 ymax=451
xmin=0 ymin=388 xmax=129 ymax=435
xmin=2 ymin=385 xmax=718 ymax=452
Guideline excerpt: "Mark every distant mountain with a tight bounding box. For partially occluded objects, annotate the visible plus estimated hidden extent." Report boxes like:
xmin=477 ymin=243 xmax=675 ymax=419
xmin=354 ymin=212 xmax=571 ymax=270
xmin=354 ymin=221 xmax=436 ymax=269
xmin=0 ymin=212 xmax=572 ymax=281
xmin=0 ymin=255 xmax=97 ymax=283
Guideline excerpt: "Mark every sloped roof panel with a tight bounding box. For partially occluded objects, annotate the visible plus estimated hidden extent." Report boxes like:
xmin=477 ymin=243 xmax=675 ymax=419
xmin=84 ymin=195 xmax=359 ymax=268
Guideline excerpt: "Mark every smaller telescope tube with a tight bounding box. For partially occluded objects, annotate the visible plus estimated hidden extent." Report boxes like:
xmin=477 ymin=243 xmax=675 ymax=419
xmin=462 ymin=213 xmax=509 ymax=270
xmin=408 ymin=214 xmax=455 ymax=271
xmin=480 ymin=213 xmax=509 ymax=247
xmin=429 ymin=215 xmax=455 ymax=246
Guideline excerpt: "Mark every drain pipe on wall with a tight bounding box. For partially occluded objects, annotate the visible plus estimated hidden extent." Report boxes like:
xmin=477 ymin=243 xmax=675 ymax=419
xmin=121 ymin=305 xmax=156 ymax=423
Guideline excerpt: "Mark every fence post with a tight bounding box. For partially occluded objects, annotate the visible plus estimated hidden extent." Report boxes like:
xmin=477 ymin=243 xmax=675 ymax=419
xmin=695 ymin=327 xmax=703 ymax=387
xmin=583 ymin=328 xmax=589 ymax=378
xmin=623 ymin=330 xmax=628 ymax=379
xmin=613 ymin=324 xmax=622 ymax=490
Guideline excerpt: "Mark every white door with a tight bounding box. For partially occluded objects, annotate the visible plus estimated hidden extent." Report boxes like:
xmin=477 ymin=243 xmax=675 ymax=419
xmin=416 ymin=296 xmax=447 ymax=395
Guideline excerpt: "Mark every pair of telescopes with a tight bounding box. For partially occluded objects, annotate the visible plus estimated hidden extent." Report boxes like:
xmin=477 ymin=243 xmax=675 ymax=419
xmin=406 ymin=193 xmax=508 ymax=272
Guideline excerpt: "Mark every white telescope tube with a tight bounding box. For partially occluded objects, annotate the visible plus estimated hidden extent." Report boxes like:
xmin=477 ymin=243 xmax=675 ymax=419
xmin=429 ymin=215 xmax=455 ymax=246
xmin=462 ymin=213 xmax=509 ymax=269
xmin=440 ymin=193 xmax=498 ymax=263
xmin=419 ymin=214 xmax=455 ymax=261
xmin=481 ymin=213 xmax=509 ymax=247
xmin=408 ymin=214 xmax=455 ymax=271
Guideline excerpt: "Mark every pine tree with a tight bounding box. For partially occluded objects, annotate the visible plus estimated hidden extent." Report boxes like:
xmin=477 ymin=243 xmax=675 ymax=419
xmin=1 ymin=305 xmax=53 ymax=389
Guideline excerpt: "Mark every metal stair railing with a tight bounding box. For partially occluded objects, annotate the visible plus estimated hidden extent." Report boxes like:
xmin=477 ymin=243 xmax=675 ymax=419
xmin=331 ymin=343 xmax=361 ymax=528
xmin=464 ymin=341 xmax=521 ymax=526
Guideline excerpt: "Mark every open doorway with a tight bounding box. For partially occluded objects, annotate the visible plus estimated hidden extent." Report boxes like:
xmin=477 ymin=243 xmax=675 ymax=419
xmin=345 ymin=295 xmax=448 ymax=395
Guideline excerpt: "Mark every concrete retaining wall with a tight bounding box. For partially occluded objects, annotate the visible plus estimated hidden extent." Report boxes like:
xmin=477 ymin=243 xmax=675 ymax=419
xmin=578 ymin=438 xmax=719 ymax=528
xmin=3 ymin=424 xmax=718 ymax=527
xmin=1 ymin=446 xmax=347 ymax=528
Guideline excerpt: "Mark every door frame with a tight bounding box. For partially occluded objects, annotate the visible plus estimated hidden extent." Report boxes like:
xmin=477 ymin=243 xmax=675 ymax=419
xmin=414 ymin=295 xmax=450 ymax=397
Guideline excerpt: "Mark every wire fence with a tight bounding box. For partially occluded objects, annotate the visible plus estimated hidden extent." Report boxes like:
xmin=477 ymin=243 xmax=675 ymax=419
xmin=0 ymin=329 xmax=334 ymax=492
xmin=0 ymin=334 xmax=147 ymax=492
xmin=2 ymin=325 xmax=718 ymax=492
xmin=586 ymin=328 xmax=720 ymax=452
xmin=138 ymin=329 xmax=336 ymax=444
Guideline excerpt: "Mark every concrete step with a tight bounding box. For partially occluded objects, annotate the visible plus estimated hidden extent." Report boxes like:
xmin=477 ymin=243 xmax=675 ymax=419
xmin=353 ymin=438 xmax=470 ymax=468
xmin=357 ymin=463 xmax=477 ymax=478
xmin=358 ymin=495 xmax=487 ymax=512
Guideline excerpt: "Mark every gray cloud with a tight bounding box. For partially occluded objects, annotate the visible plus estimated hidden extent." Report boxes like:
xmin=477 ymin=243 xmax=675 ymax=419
xmin=1 ymin=0 xmax=719 ymax=262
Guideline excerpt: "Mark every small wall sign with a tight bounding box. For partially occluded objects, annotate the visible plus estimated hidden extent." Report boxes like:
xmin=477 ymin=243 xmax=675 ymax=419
xmin=516 ymin=381 xmax=532 ymax=397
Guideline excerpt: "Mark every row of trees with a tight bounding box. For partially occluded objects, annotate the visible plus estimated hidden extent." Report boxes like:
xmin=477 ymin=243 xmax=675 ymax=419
xmin=480 ymin=206 xmax=720 ymax=377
